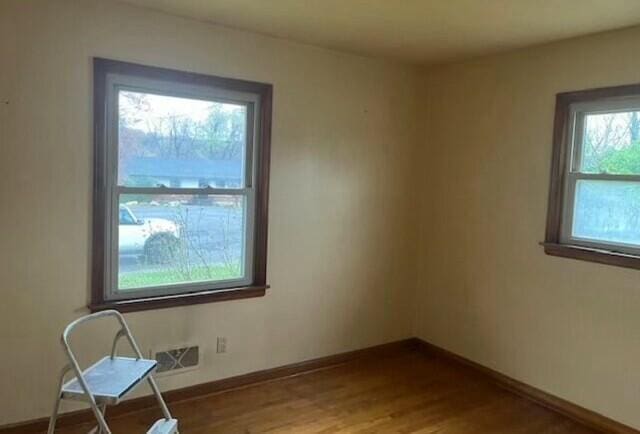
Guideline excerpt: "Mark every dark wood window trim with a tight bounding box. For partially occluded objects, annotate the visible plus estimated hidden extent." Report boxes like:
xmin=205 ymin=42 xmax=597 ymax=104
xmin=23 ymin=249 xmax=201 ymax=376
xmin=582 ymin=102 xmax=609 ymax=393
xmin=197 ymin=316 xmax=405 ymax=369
xmin=91 ymin=58 xmax=272 ymax=312
xmin=544 ymin=82 xmax=640 ymax=270
xmin=89 ymin=285 xmax=269 ymax=313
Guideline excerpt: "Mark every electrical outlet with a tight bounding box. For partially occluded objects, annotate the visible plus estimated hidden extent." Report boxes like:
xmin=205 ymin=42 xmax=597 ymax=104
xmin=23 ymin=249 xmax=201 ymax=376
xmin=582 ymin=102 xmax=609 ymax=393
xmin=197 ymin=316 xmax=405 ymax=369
xmin=216 ymin=337 xmax=227 ymax=353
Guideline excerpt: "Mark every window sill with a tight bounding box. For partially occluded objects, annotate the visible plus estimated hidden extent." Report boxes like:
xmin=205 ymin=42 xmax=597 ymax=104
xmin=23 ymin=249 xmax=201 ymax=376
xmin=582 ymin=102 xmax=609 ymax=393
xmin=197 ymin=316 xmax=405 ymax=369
xmin=89 ymin=285 xmax=268 ymax=313
xmin=542 ymin=242 xmax=640 ymax=270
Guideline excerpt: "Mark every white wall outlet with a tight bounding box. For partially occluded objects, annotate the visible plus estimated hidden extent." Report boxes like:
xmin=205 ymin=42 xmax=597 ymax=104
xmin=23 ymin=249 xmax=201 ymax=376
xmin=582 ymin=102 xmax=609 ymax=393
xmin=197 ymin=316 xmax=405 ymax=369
xmin=216 ymin=337 xmax=227 ymax=353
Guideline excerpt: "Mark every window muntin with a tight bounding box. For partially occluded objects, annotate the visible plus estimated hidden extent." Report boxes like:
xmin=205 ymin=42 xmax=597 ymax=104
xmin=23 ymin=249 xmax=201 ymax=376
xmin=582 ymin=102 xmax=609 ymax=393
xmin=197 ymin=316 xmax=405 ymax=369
xmin=102 ymin=72 xmax=260 ymax=301
xmin=561 ymin=98 xmax=640 ymax=254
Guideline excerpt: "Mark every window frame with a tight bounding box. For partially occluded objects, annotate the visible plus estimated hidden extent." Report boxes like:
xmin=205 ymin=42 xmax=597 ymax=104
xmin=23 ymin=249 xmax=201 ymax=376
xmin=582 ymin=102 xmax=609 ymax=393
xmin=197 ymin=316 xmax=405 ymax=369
xmin=105 ymin=79 xmax=258 ymax=300
xmin=91 ymin=58 xmax=272 ymax=312
xmin=544 ymin=82 xmax=640 ymax=270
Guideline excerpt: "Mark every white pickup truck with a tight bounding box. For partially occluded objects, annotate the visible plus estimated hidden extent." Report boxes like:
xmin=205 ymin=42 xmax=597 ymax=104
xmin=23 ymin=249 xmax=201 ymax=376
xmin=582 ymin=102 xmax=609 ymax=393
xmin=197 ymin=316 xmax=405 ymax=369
xmin=119 ymin=205 xmax=180 ymax=263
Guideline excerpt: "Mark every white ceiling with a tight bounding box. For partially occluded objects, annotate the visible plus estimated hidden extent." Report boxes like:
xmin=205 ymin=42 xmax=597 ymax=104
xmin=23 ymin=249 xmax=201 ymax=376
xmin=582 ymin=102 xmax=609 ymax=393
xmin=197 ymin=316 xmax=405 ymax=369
xmin=119 ymin=0 xmax=640 ymax=65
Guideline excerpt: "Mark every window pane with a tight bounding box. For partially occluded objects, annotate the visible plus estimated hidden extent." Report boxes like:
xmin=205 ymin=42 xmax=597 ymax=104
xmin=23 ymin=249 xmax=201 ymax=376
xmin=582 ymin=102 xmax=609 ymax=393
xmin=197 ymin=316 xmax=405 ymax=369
xmin=572 ymin=180 xmax=640 ymax=247
xmin=118 ymin=90 xmax=247 ymax=188
xmin=117 ymin=194 xmax=246 ymax=291
xmin=580 ymin=111 xmax=640 ymax=174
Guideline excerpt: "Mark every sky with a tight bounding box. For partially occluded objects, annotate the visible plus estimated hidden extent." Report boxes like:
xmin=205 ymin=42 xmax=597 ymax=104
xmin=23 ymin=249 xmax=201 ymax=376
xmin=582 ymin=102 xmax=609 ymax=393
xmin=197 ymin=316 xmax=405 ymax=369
xmin=119 ymin=89 xmax=244 ymax=133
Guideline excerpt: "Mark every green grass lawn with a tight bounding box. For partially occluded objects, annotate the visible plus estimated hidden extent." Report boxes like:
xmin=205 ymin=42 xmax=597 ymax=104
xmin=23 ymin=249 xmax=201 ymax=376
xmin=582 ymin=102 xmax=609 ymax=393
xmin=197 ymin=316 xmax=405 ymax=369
xmin=119 ymin=264 xmax=241 ymax=289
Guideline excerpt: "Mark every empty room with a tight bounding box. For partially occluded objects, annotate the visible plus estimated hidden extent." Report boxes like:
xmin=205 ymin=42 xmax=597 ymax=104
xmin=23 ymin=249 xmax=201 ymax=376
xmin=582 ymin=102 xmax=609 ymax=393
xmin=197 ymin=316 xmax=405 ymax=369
xmin=3 ymin=1 xmax=640 ymax=433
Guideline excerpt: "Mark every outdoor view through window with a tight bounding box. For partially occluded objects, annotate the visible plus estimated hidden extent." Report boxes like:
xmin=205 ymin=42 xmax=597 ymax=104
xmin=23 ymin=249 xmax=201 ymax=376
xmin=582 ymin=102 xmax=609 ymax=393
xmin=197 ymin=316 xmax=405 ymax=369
xmin=565 ymin=107 xmax=640 ymax=251
xmin=116 ymin=90 xmax=248 ymax=291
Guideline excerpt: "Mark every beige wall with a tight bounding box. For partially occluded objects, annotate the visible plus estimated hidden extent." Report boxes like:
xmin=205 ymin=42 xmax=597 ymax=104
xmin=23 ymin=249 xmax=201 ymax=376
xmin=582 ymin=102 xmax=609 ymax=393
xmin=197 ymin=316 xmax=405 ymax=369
xmin=0 ymin=0 xmax=421 ymax=425
xmin=4 ymin=0 xmax=640 ymax=429
xmin=415 ymin=26 xmax=640 ymax=429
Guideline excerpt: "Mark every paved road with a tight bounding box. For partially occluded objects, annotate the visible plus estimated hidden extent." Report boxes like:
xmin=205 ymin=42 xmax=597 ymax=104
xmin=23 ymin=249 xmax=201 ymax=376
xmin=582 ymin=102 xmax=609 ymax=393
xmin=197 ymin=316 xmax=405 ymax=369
xmin=119 ymin=203 xmax=244 ymax=273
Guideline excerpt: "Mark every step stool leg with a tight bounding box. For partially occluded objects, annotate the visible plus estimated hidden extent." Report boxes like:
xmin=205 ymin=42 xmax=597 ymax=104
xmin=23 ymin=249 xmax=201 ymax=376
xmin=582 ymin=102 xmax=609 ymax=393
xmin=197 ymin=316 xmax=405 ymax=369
xmin=82 ymin=389 xmax=110 ymax=434
xmin=48 ymin=365 xmax=71 ymax=434
xmin=61 ymin=333 xmax=111 ymax=434
xmin=97 ymin=404 xmax=107 ymax=434
xmin=88 ymin=404 xmax=107 ymax=434
xmin=147 ymin=376 xmax=173 ymax=420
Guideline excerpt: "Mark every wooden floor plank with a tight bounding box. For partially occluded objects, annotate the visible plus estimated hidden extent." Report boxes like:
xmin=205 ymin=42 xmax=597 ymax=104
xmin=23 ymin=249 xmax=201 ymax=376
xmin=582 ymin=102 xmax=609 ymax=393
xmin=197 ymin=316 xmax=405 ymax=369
xmin=49 ymin=351 xmax=599 ymax=433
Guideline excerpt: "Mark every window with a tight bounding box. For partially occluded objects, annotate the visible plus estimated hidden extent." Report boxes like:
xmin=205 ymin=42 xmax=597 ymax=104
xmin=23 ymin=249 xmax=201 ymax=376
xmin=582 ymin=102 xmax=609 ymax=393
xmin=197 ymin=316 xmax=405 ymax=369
xmin=544 ymin=83 xmax=640 ymax=269
xmin=91 ymin=58 xmax=272 ymax=311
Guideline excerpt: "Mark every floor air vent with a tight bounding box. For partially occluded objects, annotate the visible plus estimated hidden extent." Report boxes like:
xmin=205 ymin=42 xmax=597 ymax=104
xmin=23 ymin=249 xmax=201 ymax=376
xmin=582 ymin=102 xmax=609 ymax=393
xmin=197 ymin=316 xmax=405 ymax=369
xmin=155 ymin=346 xmax=199 ymax=373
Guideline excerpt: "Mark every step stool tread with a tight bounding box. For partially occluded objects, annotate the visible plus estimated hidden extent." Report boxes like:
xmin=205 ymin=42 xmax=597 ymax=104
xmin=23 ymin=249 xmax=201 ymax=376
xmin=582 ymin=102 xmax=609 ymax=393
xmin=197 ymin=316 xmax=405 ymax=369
xmin=61 ymin=356 xmax=157 ymax=404
xmin=147 ymin=418 xmax=178 ymax=434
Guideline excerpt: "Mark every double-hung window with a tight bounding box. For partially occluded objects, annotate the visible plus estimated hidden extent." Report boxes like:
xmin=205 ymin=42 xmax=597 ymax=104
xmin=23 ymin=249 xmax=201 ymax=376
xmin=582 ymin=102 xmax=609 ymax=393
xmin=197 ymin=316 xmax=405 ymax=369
xmin=91 ymin=58 xmax=272 ymax=311
xmin=545 ymin=83 xmax=640 ymax=269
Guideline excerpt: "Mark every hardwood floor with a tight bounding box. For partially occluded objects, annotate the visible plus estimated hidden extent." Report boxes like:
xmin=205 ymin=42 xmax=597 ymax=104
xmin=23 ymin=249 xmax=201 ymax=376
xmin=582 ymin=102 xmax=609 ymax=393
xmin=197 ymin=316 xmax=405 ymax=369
xmin=50 ymin=349 xmax=599 ymax=433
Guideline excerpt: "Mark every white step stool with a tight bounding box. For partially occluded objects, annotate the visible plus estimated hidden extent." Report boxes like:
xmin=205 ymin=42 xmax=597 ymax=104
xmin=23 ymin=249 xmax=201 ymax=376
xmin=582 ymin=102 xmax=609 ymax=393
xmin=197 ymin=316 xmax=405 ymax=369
xmin=48 ymin=310 xmax=179 ymax=434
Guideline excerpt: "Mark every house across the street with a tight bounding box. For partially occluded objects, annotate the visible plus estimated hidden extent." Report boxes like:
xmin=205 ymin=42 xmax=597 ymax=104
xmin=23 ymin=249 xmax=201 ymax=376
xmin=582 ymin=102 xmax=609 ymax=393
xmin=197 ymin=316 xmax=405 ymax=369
xmin=125 ymin=157 xmax=243 ymax=188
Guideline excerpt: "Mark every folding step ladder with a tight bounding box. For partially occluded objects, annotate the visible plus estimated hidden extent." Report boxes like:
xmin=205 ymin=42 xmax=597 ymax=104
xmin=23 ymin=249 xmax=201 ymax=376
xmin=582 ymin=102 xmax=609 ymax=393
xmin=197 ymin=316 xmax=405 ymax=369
xmin=48 ymin=310 xmax=178 ymax=434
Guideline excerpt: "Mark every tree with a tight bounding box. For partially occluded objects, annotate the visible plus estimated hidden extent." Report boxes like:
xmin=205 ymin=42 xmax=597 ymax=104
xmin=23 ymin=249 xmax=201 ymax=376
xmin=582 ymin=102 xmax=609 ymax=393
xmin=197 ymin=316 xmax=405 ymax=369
xmin=198 ymin=105 xmax=246 ymax=160
xmin=599 ymin=141 xmax=640 ymax=174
